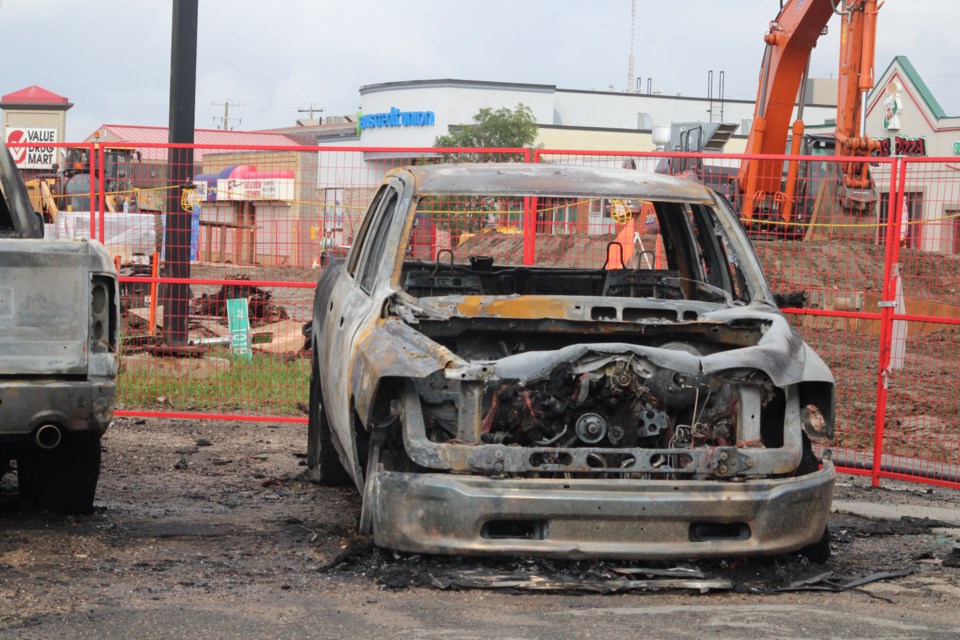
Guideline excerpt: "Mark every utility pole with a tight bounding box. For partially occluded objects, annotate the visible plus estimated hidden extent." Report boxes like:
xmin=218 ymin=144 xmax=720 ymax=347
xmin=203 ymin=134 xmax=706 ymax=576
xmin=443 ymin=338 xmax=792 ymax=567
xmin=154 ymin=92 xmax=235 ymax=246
xmin=626 ymin=0 xmax=636 ymax=92
xmin=212 ymin=99 xmax=242 ymax=130
xmin=297 ymin=102 xmax=324 ymax=123
xmin=163 ymin=0 xmax=198 ymax=348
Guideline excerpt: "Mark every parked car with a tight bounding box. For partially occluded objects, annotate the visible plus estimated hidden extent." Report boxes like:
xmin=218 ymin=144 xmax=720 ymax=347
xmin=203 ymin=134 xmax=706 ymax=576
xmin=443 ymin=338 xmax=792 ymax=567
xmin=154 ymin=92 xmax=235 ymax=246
xmin=0 ymin=139 xmax=118 ymax=514
xmin=307 ymin=163 xmax=835 ymax=559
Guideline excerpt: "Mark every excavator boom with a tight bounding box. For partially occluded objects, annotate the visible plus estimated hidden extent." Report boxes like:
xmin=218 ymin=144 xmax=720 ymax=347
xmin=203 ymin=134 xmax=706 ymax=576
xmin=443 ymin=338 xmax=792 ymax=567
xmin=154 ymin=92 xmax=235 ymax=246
xmin=738 ymin=0 xmax=880 ymax=226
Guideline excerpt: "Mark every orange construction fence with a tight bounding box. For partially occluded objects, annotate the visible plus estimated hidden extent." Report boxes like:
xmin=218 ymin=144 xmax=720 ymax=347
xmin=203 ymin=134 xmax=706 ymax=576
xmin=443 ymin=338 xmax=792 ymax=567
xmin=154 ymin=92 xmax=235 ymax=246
xmin=10 ymin=140 xmax=956 ymax=490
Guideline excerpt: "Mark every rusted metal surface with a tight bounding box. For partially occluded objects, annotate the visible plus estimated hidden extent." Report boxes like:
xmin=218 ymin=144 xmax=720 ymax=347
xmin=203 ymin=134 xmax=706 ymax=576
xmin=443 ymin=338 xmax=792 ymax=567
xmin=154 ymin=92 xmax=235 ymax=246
xmin=371 ymin=463 xmax=836 ymax=559
xmin=308 ymin=163 xmax=836 ymax=559
xmin=1 ymin=139 xmax=117 ymax=515
xmin=1 ymin=139 xmax=119 ymax=446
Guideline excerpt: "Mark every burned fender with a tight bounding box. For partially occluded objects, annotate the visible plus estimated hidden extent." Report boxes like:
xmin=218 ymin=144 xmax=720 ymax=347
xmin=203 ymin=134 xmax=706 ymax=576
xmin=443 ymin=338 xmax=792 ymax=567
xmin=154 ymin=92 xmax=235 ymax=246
xmin=350 ymin=318 xmax=457 ymax=429
xmin=696 ymin=307 xmax=807 ymax=386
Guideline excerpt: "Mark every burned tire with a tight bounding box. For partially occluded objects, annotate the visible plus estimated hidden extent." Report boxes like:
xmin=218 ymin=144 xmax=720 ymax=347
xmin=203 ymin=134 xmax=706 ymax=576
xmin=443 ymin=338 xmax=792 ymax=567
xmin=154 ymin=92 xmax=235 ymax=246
xmin=306 ymin=358 xmax=351 ymax=487
xmin=17 ymin=437 xmax=102 ymax=515
xmin=795 ymin=434 xmax=831 ymax=562
xmin=799 ymin=525 xmax=832 ymax=564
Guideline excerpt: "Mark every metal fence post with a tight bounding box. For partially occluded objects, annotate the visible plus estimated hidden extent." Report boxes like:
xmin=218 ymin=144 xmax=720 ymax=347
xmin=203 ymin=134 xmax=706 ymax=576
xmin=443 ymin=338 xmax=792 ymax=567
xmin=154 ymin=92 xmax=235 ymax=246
xmin=97 ymin=144 xmax=106 ymax=244
xmin=88 ymin=143 xmax=97 ymax=241
xmin=871 ymin=157 xmax=904 ymax=487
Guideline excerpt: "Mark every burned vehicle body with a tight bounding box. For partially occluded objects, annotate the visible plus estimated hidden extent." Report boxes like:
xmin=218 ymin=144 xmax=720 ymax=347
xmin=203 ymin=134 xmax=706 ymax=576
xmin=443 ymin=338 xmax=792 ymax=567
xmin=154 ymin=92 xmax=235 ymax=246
xmin=308 ymin=163 xmax=835 ymax=559
xmin=0 ymin=140 xmax=118 ymax=514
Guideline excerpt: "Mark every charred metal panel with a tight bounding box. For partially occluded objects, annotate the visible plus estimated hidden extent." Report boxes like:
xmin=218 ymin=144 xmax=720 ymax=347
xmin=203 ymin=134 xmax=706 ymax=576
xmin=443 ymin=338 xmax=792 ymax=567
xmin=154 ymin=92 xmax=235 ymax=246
xmin=308 ymin=162 xmax=836 ymax=559
xmin=0 ymin=138 xmax=118 ymax=444
xmin=350 ymin=318 xmax=456 ymax=429
xmin=0 ymin=239 xmax=114 ymax=377
xmin=371 ymin=463 xmax=835 ymax=559
xmin=0 ymin=380 xmax=114 ymax=436
xmin=402 ymin=164 xmax=716 ymax=203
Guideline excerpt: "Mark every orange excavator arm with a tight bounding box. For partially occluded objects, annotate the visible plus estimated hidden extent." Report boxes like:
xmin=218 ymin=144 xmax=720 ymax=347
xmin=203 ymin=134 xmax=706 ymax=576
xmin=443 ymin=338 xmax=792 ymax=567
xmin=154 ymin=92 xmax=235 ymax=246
xmin=738 ymin=0 xmax=880 ymax=224
xmin=834 ymin=0 xmax=880 ymax=187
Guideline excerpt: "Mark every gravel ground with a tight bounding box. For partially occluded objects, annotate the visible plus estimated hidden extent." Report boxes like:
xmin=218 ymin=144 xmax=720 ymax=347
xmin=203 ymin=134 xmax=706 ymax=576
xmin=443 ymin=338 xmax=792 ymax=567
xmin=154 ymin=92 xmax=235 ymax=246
xmin=1 ymin=417 xmax=959 ymax=639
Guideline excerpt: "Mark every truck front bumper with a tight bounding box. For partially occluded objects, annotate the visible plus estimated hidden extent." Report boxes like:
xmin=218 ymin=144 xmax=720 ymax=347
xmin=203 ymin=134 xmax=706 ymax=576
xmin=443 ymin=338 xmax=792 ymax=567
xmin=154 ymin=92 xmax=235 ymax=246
xmin=371 ymin=462 xmax=835 ymax=559
xmin=0 ymin=379 xmax=115 ymax=440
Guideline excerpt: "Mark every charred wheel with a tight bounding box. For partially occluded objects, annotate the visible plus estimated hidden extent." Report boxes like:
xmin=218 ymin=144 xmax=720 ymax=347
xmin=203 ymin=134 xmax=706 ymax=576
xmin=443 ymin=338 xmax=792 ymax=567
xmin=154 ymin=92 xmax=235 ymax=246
xmin=306 ymin=354 xmax=351 ymax=486
xmin=17 ymin=435 xmax=102 ymax=514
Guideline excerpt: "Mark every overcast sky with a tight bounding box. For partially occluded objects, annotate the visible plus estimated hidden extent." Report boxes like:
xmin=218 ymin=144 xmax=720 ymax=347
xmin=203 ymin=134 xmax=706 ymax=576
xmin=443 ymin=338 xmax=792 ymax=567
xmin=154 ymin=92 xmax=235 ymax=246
xmin=2 ymin=0 xmax=957 ymax=140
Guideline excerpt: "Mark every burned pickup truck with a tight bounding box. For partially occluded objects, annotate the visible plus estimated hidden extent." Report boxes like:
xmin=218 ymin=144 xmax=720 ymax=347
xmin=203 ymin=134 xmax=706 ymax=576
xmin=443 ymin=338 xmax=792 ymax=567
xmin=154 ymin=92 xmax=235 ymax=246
xmin=0 ymin=140 xmax=118 ymax=514
xmin=307 ymin=163 xmax=835 ymax=559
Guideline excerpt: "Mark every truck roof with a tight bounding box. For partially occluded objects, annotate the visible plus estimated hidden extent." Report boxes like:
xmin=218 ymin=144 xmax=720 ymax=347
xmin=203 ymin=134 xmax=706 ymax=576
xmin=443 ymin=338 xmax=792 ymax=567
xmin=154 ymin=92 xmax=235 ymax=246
xmin=391 ymin=163 xmax=716 ymax=203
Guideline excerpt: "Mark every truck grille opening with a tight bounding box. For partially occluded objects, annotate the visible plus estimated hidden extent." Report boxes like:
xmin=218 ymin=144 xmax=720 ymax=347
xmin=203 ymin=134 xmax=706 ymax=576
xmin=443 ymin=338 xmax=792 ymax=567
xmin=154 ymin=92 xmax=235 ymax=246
xmin=481 ymin=519 xmax=548 ymax=540
xmin=689 ymin=522 xmax=751 ymax=541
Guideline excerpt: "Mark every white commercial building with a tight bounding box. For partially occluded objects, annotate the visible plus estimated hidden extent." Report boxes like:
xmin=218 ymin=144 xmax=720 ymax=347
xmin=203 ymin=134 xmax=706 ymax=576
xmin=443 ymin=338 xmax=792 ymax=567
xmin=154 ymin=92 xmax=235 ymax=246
xmin=319 ymin=77 xmax=838 ymax=155
xmin=308 ymin=77 xmax=838 ymax=244
xmin=864 ymin=56 xmax=960 ymax=254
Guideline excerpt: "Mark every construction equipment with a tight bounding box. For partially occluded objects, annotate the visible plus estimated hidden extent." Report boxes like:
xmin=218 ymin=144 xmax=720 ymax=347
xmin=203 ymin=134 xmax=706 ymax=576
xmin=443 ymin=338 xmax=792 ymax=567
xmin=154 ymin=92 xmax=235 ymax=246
xmin=26 ymin=147 xmax=164 ymax=215
xmin=61 ymin=147 xmax=165 ymax=213
xmin=24 ymin=175 xmax=61 ymax=222
xmin=737 ymin=0 xmax=880 ymax=229
xmin=17 ymin=147 xmax=164 ymax=219
xmin=655 ymin=122 xmax=741 ymax=196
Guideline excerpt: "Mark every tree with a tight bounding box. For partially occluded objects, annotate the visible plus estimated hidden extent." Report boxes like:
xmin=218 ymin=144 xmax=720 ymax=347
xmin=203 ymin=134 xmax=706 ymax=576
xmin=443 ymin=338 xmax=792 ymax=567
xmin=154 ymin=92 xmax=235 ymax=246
xmin=434 ymin=104 xmax=538 ymax=159
xmin=428 ymin=104 xmax=539 ymax=238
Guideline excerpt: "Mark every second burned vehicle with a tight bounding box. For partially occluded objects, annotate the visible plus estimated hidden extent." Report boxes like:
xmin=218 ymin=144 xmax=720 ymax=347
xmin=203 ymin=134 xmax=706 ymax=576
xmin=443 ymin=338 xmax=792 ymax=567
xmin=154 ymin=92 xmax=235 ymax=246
xmin=307 ymin=163 xmax=835 ymax=559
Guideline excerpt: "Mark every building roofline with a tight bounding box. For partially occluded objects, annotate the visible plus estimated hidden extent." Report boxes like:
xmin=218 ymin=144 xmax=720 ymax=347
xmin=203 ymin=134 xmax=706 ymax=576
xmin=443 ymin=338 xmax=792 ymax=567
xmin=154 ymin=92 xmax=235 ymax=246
xmin=868 ymin=55 xmax=950 ymax=120
xmin=536 ymin=123 xmax=748 ymax=139
xmin=361 ymin=78 xmax=556 ymax=95
xmin=97 ymin=123 xmax=303 ymax=137
xmin=1 ymin=85 xmax=70 ymax=105
xmin=555 ymin=86 xmax=834 ymax=108
xmin=0 ymin=101 xmax=73 ymax=111
xmin=359 ymin=78 xmax=836 ymax=109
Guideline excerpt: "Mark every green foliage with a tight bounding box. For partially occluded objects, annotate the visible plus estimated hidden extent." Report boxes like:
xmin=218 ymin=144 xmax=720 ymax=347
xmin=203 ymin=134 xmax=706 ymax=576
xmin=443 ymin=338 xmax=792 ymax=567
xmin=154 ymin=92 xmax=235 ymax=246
xmin=418 ymin=195 xmax=503 ymax=237
xmin=427 ymin=104 xmax=537 ymax=234
xmin=118 ymin=350 xmax=309 ymax=415
xmin=434 ymin=104 xmax=538 ymax=160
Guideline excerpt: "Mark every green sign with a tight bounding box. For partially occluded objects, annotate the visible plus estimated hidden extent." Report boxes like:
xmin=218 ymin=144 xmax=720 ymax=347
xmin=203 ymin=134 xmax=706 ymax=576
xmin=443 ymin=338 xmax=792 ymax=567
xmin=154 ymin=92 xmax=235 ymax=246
xmin=226 ymin=297 xmax=252 ymax=360
xmin=954 ymin=141 xmax=960 ymax=155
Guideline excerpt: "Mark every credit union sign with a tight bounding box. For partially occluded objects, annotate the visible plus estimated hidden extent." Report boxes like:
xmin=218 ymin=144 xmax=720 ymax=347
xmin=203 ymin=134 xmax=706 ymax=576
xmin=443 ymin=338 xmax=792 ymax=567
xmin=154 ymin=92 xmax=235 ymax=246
xmin=359 ymin=107 xmax=435 ymax=130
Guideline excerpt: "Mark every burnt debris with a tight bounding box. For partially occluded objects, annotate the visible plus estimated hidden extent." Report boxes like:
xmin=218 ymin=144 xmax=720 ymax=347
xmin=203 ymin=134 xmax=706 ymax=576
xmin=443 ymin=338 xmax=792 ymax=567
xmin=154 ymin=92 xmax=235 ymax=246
xmin=190 ymin=275 xmax=289 ymax=326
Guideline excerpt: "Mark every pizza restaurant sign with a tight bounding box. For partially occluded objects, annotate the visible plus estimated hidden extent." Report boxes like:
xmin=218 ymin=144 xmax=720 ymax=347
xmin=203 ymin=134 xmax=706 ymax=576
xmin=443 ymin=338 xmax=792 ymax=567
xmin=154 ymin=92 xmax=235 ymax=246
xmin=5 ymin=127 xmax=58 ymax=169
xmin=873 ymin=135 xmax=926 ymax=157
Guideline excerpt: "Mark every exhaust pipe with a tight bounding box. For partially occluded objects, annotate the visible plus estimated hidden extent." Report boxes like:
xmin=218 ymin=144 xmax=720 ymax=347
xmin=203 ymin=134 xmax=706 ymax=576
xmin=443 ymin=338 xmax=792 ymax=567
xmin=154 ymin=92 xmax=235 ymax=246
xmin=34 ymin=424 xmax=62 ymax=450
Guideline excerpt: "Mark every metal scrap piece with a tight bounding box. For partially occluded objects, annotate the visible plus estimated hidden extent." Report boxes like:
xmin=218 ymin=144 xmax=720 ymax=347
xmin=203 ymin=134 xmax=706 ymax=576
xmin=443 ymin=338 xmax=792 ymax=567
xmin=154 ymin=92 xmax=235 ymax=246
xmin=776 ymin=569 xmax=913 ymax=593
xmin=428 ymin=569 xmax=732 ymax=593
xmin=609 ymin=566 xmax=708 ymax=579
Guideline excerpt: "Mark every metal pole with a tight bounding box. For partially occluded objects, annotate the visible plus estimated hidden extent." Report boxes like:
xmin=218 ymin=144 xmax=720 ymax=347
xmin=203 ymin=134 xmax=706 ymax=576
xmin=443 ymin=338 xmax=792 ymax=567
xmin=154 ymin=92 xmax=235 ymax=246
xmin=872 ymin=158 xmax=904 ymax=487
xmin=162 ymin=0 xmax=198 ymax=348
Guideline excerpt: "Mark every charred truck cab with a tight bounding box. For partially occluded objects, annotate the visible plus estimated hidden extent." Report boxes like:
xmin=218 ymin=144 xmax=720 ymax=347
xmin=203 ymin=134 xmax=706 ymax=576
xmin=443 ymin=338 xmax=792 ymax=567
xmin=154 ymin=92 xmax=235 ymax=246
xmin=0 ymin=140 xmax=118 ymax=514
xmin=308 ymin=163 xmax=834 ymax=559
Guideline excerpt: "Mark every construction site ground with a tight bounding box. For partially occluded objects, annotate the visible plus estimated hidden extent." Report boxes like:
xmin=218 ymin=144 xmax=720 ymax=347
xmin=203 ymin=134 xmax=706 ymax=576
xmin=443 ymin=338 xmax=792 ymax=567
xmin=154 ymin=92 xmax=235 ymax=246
xmin=8 ymin=236 xmax=952 ymax=637
xmin=1 ymin=416 xmax=959 ymax=640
